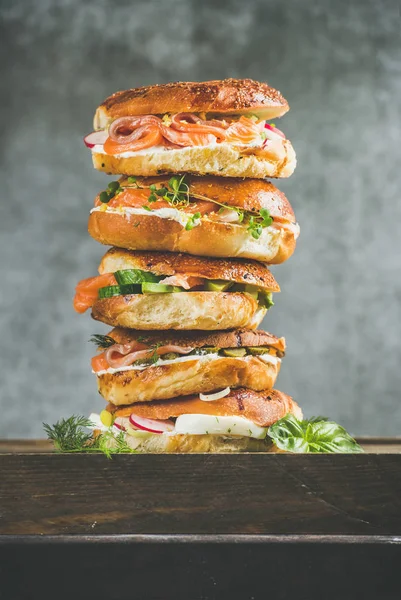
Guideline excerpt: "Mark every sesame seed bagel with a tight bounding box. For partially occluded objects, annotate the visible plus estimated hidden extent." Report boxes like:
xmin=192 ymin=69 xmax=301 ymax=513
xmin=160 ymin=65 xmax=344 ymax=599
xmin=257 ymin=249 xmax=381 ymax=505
xmin=94 ymin=79 xmax=290 ymax=129
xmin=95 ymin=328 xmax=285 ymax=405
xmin=92 ymin=139 xmax=296 ymax=179
xmin=98 ymin=248 xmax=280 ymax=291
xmin=88 ymin=176 xmax=299 ymax=263
xmin=92 ymin=249 xmax=278 ymax=330
xmin=103 ymin=388 xmax=302 ymax=453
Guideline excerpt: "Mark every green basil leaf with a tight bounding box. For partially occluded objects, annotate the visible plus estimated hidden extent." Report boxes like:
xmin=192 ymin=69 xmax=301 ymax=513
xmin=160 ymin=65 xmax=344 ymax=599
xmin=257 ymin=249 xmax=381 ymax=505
xmin=267 ymin=414 xmax=363 ymax=454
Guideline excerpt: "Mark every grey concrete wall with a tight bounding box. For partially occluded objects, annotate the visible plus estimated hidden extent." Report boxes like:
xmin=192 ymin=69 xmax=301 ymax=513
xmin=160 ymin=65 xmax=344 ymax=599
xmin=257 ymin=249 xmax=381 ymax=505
xmin=1 ymin=0 xmax=400 ymax=437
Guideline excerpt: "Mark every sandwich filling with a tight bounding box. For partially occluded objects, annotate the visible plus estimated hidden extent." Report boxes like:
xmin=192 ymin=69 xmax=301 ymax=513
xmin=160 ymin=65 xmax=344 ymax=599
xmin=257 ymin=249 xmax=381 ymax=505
xmin=84 ymin=113 xmax=287 ymax=157
xmin=90 ymin=175 xmax=300 ymax=242
xmin=73 ymin=268 xmax=275 ymax=314
xmin=90 ymin=333 xmax=284 ymax=375
xmin=89 ymin=411 xmax=267 ymax=440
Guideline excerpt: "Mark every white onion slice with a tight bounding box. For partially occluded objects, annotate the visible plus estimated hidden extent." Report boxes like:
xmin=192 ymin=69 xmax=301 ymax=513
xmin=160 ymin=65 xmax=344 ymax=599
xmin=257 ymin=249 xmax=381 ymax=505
xmin=217 ymin=208 xmax=241 ymax=223
xmin=129 ymin=414 xmax=175 ymax=434
xmin=199 ymin=387 xmax=231 ymax=402
xmin=83 ymin=130 xmax=108 ymax=148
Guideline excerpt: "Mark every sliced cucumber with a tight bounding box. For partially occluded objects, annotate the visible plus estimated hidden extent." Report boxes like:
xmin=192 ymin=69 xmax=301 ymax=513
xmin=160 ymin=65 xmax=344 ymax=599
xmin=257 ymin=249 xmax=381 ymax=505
xmin=114 ymin=269 xmax=161 ymax=285
xmin=222 ymin=348 xmax=247 ymax=357
xmin=243 ymin=284 xmax=259 ymax=299
xmin=258 ymin=292 xmax=274 ymax=309
xmin=205 ymin=279 xmax=232 ymax=292
xmin=247 ymin=346 xmax=272 ymax=356
xmin=141 ymin=282 xmax=183 ymax=293
xmin=98 ymin=284 xmax=141 ymax=299
xmin=98 ymin=285 xmax=122 ymax=299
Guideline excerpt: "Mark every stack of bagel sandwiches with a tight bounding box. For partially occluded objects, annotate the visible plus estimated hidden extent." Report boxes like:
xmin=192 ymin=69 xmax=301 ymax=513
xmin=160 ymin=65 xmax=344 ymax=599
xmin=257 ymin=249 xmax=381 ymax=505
xmin=75 ymin=78 xmax=302 ymax=453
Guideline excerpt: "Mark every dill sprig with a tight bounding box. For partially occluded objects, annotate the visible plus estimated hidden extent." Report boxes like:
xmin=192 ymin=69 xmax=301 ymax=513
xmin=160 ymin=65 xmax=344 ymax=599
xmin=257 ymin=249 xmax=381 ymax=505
xmin=43 ymin=415 xmax=135 ymax=458
xmin=43 ymin=415 xmax=94 ymax=452
xmin=89 ymin=334 xmax=116 ymax=349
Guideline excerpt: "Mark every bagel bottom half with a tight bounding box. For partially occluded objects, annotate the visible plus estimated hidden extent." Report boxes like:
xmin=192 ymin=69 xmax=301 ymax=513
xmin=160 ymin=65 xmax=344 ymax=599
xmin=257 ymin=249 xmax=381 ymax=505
xmin=92 ymin=291 xmax=266 ymax=330
xmin=121 ymin=433 xmax=278 ymax=453
xmin=88 ymin=210 xmax=297 ymax=264
xmin=97 ymin=354 xmax=281 ymax=405
xmin=92 ymin=140 xmax=296 ymax=179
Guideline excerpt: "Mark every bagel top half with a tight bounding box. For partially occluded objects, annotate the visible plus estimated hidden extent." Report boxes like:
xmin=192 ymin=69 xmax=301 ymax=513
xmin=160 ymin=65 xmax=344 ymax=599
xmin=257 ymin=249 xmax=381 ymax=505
xmin=98 ymin=247 xmax=280 ymax=289
xmin=94 ymin=78 xmax=289 ymax=127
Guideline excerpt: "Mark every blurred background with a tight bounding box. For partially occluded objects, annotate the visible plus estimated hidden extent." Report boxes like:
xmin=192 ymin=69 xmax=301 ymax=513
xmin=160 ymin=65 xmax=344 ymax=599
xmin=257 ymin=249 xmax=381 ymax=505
xmin=1 ymin=0 xmax=400 ymax=437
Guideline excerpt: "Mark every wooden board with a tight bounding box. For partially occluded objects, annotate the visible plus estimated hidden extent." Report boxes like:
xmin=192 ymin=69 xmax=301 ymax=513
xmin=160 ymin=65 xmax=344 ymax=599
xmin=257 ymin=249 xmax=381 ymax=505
xmin=1 ymin=440 xmax=401 ymax=599
xmin=1 ymin=443 xmax=401 ymax=536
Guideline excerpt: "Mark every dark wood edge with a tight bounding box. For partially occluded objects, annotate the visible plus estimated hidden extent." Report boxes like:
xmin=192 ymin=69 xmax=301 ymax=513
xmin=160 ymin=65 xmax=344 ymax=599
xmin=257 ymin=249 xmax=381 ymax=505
xmin=1 ymin=438 xmax=401 ymax=454
xmin=1 ymin=534 xmax=401 ymax=544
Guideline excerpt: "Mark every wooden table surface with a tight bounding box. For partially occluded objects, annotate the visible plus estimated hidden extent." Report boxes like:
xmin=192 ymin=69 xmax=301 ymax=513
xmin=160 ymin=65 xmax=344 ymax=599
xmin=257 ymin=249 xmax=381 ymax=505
xmin=1 ymin=439 xmax=401 ymax=599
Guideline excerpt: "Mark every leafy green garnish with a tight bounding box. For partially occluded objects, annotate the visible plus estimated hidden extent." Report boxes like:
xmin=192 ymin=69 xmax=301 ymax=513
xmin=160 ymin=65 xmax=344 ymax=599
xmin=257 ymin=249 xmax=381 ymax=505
xmin=99 ymin=180 xmax=124 ymax=204
xmin=126 ymin=174 xmax=191 ymax=208
xmin=89 ymin=334 xmax=116 ymax=349
xmin=44 ymin=416 xmax=94 ymax=452
xmin=124 ymin=176 xmax=273 ymax=239
xmin=267 ymin=415 xmax=363 ymax=454
xmin=185 ymin=212 xmax=201 ymax=231
xmin=43 ymin=415 xmax=135 ymax=458
xmin=247 ymin=208 xmax=273 ymax=239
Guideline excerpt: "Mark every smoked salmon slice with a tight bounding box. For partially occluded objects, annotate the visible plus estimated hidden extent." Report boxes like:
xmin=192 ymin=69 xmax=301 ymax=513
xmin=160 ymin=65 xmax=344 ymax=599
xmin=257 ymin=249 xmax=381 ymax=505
xmin=94 ymin=186 xmax=218 ymax=214
xmin=101 ymin=114 xmax=265 ymax=155
xmin=73 ymin=273 xmax=117 ymax=314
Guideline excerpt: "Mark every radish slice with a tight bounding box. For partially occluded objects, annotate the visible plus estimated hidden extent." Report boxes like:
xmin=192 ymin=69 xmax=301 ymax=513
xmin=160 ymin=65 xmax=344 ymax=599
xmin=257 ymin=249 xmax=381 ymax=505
xmin=83 ymin=130 xmax=108 ymax=148
xmin=199 ymin=387 xmax=231 ymax=402
xmin=264 ymin=123 xmax=286 ymax=139
xmin=129 ymin=414 xmax=175 ymax=434
xmin=113 ymin=420 xmax=126 ymax=432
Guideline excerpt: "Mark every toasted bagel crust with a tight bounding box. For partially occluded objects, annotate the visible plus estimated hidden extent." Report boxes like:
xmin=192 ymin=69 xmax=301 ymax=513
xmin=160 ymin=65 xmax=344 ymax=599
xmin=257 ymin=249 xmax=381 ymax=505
xmin=109 ymin=388 xmax=302 ymax=427
xmin=97 ymin=354 xmax=280 ymax=404
xmin=94 ymin=79 xmax=289 ymax=128
xmin=98 ymin=248 xmax=280 ymax=292
xmin=108 ymin=327 xmax=286 ymax=352
xmin=88 ymin=209 xmax=297 ymax=263
xmin=91 ymin=291 xmax=266 ymax=330
xmin=123 ymin=433 xmax=277 ymax=453
xmin=92 ymin=140 xmax=296 ymax=179
xmin=117 ymin=175 xmax=296 ymax=218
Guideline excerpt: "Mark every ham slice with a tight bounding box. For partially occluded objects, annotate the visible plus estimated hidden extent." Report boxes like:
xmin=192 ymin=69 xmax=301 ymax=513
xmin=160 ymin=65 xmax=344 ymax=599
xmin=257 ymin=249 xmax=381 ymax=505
xmin=92 ymin=342 xmax=195 ymax=372
xmin=158 ymin=274 xmax=205 ymax=289
xmin=95 ymin=113 xmax=265 ymax=155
